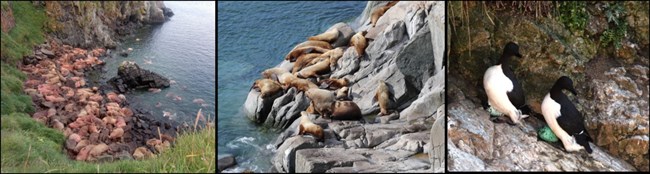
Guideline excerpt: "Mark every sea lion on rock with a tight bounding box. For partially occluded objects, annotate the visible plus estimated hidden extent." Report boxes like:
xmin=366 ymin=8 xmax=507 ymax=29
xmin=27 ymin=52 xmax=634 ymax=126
xmin=285 ymin=41 xmax=333 ymax=62
xmin=287 ymin=78 xmax=319 ymax=92
xmin=308 ymin=28 xmax=340 ymax=43
xmin=285 ymin=46 xmax=331 ymax=62
xmin=318 ymin=77 xmax=349 ymax=90
xmin=330 ymin=100 xmax=362 ymax=120
xmin=370 ymin=1 xmax=399 ymax=27
xmin=350 ymin=31 xmax=368 ymax=57
xmin=252 ymin=79 xmax=283 ymax=98
xmin=374 ymin=80 xmax=395 ymax=116
xmin=298 ymin=111 xmax=324 ymax=141
xmin=292 ymin=53 xmax=323 ymax=74
xmin=305 ymin=88 xmax=336 ymax=118
xmin=297 ymin=58 xmax=331 ymax=79
xmin=336 ymin=86 xmax=350 ymax=101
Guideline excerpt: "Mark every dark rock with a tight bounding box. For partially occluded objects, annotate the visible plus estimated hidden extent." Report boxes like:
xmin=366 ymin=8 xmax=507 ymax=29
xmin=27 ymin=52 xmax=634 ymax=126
xmin=119 ymin=51 xmax=129 ymax=57
xmin=162 ymin=7 xmax=174 ymax=17
xmin=109 ymin=61 xmax=170 ymax=93
xmin=218 ymin=154 xmax=237 ymax=172
xmin=41 ymin=48 xmax=55 ymax=58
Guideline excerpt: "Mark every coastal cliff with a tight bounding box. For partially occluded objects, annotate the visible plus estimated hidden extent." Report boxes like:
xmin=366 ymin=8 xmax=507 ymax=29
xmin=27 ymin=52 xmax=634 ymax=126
xmin=239 ymin=1 xmax=445 ymax=172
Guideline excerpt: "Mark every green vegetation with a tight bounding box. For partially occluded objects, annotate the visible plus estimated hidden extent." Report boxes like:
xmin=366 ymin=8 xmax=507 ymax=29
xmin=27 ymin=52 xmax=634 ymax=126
xmin=2 ymin=112 xmax=216 ymax=173
xmin=0 ymin=1 xmax=47 ymax=65
xmin=600 ymin=2 xmax=628 ymax=49
xmin=556 ymin=1 xmax=589 ymax=34
xmin=1 ymin=2 xmax=216 ymax=173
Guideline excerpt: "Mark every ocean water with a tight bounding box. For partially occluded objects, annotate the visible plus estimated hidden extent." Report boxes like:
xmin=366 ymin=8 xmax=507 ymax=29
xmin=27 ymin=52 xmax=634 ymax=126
xmin=217 ymin=1 xmax=366 ymax=172
xmin=99 ymin=1 xmax=216 ymax=126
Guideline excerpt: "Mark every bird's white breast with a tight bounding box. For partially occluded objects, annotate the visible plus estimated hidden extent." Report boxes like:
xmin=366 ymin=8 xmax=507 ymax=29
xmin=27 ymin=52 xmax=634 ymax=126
xmin=483 ymin=65 xmax=516 ymax=115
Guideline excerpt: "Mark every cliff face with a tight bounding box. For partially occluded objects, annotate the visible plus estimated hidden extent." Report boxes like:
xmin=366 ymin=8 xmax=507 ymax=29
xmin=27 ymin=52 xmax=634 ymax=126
xmin=242 ymin=1 xmax=445 ymax=173
xmin=448 ymin=1 xmax=648 ymax=171
xmin=42 ymin=1 xmax=173 ymax=48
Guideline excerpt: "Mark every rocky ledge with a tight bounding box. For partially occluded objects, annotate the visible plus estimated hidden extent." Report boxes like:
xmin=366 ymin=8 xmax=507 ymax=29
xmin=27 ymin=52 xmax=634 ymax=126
xmin=238 ymin=1 xmax=445 ymax=173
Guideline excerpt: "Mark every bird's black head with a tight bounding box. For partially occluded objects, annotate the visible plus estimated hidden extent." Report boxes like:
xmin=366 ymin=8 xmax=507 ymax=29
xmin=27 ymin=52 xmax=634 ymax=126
xmin=503 ymin=42 xmax=523 ymax=58
xmin=555 ymin=76 xmax=577 ymax=95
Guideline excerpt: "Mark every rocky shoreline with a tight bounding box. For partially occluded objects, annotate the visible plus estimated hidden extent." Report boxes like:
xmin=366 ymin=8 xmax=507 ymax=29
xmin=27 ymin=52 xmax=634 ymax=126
xmin=19 ymin=40 xmax=181 ymax=162
xmin=228 ymin=1 xmax=446 ymax=173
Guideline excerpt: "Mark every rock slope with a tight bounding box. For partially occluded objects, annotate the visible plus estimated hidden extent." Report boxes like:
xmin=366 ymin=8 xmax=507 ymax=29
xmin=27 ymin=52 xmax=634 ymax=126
xmin=241 ymin=1 xmax=445 ymax=173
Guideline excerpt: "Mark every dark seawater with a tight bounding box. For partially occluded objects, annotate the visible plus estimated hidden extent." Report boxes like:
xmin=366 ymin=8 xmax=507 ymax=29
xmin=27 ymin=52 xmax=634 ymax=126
xmin=100 ymin=1 xmax=216 ymax=126
xmin=217 ymin=1 xmax=365 ymax=172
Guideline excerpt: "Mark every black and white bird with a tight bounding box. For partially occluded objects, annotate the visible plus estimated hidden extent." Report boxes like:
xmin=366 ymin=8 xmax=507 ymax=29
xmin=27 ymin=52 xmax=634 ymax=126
xmin=541 ymin=76 xmax=593 ymax=153
xmin=483 ymin=42 xmax=528 ymax=124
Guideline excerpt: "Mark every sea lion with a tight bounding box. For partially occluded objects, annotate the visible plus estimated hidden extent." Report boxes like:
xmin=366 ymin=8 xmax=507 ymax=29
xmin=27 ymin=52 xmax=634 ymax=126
xmin=285 ymin=41 xmax=333 ymax=62
xmin=287 ymin=78 xmax=319 ymax=92
xmin=330 ymin=101 xmax=362 ymax=120
xmin=297 ymin=58 xmax=331 ymax=79
xmin=261 ymin=68 xmax=296 ymax=85
xmin=306 ymin=88 xmax=336 ymax=118
xmin=370 ymin=1 xmax=399 ymax=27
xmin=374 ymin=80 xmax=394 ymax=116
xmin=298 ymin=111 xmax=324 ymax=141
xmin=350 ymin=31 xmax=368 ymax=57
xmin=318 ymin=77 xmax=349 ymax=90
xmin=336 ymin=86 xmax=350 ymax=101
xmin=292 ymin=53 xmax=323 ymax=74
xmin=325 ymin=47 xmax=345 ymax=68
xmin=308 ymin=28 xmax=340 ymax=43
xmin=285 ymin=46 xmax=331 ymax=62
xmin=252 ymin=79 xmax=283 ymax=98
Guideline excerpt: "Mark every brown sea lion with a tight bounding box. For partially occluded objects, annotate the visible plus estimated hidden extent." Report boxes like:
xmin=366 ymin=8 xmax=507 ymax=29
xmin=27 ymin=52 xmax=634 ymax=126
xmin=298 ymin=111 xmax=324 ymax=141
xmin=252 ymin=79 xmax=283 ymax=98
xmin=318 ymin=77 xmax=349 ymax=90
xmin=330 ymin=101 xmax=362 ymax=120
xmin=306 ymin=88 xmax=336 ymax=118
xmin=370 ymin=1 xmax=399 ymax=27
xmin=284 ymin=46 xmax=331 ymax=62
xmin=325 ymin=47 xmax=345 ymax=67
xmin=285 ymin=41 xmax=333 ymax=62
xmin=262 ymin=68 xmax=296 ymax=86
xmin=308 ymin=28 xmax=340 ymax=43
xmin=297 ymin=58 xmax=331 ymax=79
xmin=374 ymin=80 xmax=394 ymax=116
xmin=292 ymin=53 xmax=323 ymax=74
xmin=350 ymin=31 xmax=368 ymax=57
xmin=287 ymin=78 xmax=319 ymax=92
xmin=336 ymin=86 xmax=350 ymax=101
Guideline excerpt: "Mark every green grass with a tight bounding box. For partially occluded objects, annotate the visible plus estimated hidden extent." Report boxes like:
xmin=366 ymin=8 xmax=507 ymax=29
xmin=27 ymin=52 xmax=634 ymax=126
xmin=599 ymin=2 xmax=628 ymax=49
xmin=1 ymin=112 xmax=216 ymax=173
xmin=0 ymin=1 xmax=47 ymax=65
xmin=556 ymin=1 xmax=589 ymax=34
xmin=1 ymin=2 xmax=216 ymax=173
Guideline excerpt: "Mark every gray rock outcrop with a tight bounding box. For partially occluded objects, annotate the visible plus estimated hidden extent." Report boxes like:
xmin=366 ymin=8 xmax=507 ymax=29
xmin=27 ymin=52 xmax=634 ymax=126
xmin=108 ymin=61 xmax=170 ymax=93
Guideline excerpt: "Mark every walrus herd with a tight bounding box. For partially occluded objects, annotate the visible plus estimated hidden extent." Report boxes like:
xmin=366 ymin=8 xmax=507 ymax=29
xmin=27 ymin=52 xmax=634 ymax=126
xmin=249 ymin=1 xmax=400 ymax=141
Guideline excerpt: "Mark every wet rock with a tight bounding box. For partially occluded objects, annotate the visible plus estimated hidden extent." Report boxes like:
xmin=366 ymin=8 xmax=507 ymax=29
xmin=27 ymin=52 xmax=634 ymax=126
xmin=218 ymin=154 xmax=237 ymax=172
xmin=109 ymin=61 xmax=170 ymax=93
xmin=243 ymin=88 xmax=283 ymax=124
xmin=272 ymin=136 xmax=322 ymax=173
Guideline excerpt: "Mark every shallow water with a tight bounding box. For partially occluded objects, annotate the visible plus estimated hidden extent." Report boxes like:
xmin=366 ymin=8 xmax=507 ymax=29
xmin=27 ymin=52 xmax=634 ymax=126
xmin=217 ymin=1 xmax=366 ymax=172
xmin=100 ymin=1 xmax=216 ymax=126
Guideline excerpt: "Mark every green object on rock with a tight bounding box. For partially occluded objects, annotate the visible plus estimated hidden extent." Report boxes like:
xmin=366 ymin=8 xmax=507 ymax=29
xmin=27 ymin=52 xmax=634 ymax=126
xmin=538 ymin=125 xmax=559 ymax=142
xmin=487 ymin=106 xmax=503 ymax=117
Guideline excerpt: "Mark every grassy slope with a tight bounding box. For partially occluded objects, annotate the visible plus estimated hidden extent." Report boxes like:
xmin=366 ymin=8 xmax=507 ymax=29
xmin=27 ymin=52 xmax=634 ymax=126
xmin=0 ymin=2 xmax=215 ymax=173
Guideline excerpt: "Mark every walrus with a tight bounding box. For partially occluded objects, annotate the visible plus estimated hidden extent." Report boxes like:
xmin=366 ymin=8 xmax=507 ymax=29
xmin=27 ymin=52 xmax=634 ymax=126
xmin=370 ymin=1 xmax=399 ymax=27
xmin=305 ymin=88 xmax=336 ymax=118
xmin=308 ymin=28 xmax=340 ymax=43
xmin=252 ymin=79 xmax=283 ymax=98
xmin=350 ymin=31 xmax=368 ymax=57
xmin=330 ymin=101 xmax=362 ymax=120
xmin=298 ymin=111 xmax=324 ymax=141
xmin=336 ymin=86 xmax=350 ymax=101
xmin=285 ymin=41 xmax=333 ymax=61
xmin=318 ymin=77 xmax=349 ymax=90
xmin=374 ymin=80 xmax=395 ymax=116
xmin=287 ymin=78 xmax=319 ymax=92
xmin=297 ymin=58 xmax=331 ymax=79
xmin=292 ymin=53 xmax=323 ymax=74
xmin=285 ymin=46 xmax=331 ymax=62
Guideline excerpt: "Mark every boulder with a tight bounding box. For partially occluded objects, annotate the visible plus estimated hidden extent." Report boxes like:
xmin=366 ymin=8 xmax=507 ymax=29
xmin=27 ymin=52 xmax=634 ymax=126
xmin=218 ymin=154 xmax=237 ymax=172
xmin=243 ymin=89 xmax=283 ymax=124
xmin=108 ymin=61 xmax=170 ymax=93
xmin=430 ymin=109 xmax=445 ymax=171
xmin=272 ymin=136 xmax=322 ymax=173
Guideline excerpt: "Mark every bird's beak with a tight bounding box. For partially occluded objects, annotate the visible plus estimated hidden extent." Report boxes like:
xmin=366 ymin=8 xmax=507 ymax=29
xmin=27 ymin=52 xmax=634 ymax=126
xmin=515 ymin=53 xmax=523 ymax=58
xmin=570 ymin=88 xmax=577 ymax=96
